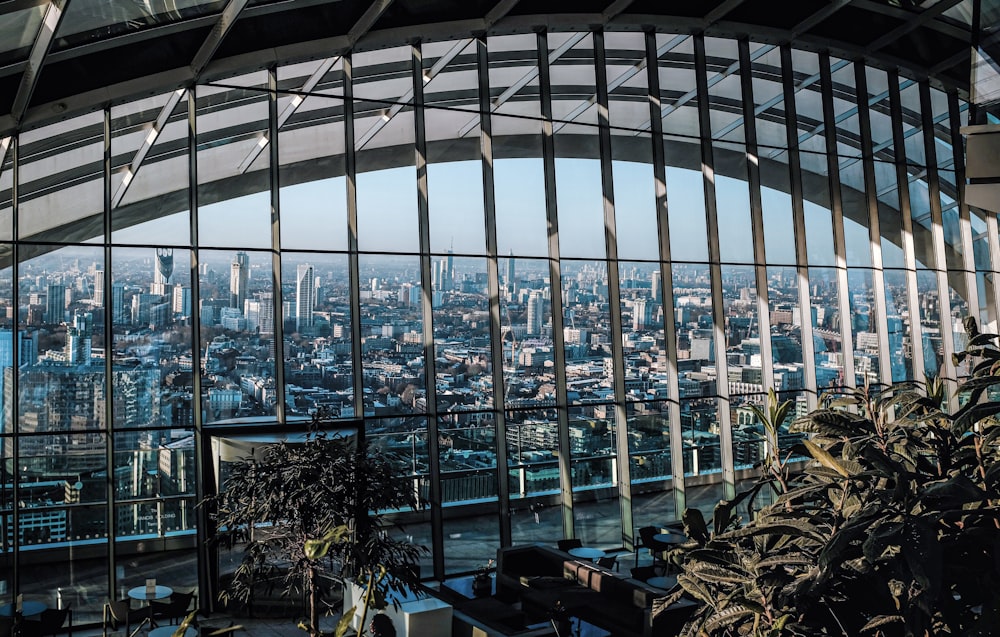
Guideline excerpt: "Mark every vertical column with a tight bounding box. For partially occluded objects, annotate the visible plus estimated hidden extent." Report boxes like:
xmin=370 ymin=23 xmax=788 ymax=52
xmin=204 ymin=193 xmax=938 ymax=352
xmin=412 ymin=41 xmax=444 ymax=579
xmin=477 ymin=35 xmax=513 ymax=548
xmin=949 ymin=91 xmax=981 ymax=354
xmin=645 ymin=31 xmax=687 ymax=516
xmin=738 ymin=39 xmax=775 ymax=395
xmin=780 ymin=46 xmax=818 ymax=410
xmin=102 ymin=107 xmax=117 ymax=604
xmin=8 ymin=135 xmax=18 ymax=594
xmin=694 ymin=34 xmax=735 ymax=501
xmin=919 ymin=82 xmax=959 ymax=397
xmin=854 ymin=65 xmax=893 ymax=386
xmin=819 ymin=55 xmax=856 ymax=389
xmin=537 ymin=30 xmax=574 ymax=537
xmin=187 ymin=88 xmax=212 ymax=610
xmin=267 ymin=67 xmax=286 ymax=422
xmin=887 ymin=72 xmax=926 ymax=384
xmin=593 ymin=30 xmax=633 ymax=547
xmin=344 ymin=55 xmax=366 ymax=433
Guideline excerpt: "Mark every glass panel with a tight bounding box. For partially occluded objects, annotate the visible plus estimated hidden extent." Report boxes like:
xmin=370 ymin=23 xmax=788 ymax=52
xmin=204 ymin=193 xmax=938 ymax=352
xmin=667 ymin=167 xmax=708 ymax=262
xmin=111 ymin=90 xmax=191 ymax=246
xmin=722 ymin=264 xmax=759 ymax=390
xmin=674 ymin=263 xmax=715 ymax=372
xmin=681 ymin=397 xmax=723 ymax=521
xmin=358 ymin=254 xmax=425 ymax=415
xmin=628 ymin=401 xmax=675 ymax=533
xmin=767 ymin=266 xmax=804 ymax=369
xmin=501 ymin=257 xmax=552 ymax=409
xmin=282 ymin=252 xmax=354 ymax=419
xmin=809 ymin=267 xmax=845 ymax=390
xmin=804 ymin=198 xmax=836 ymax=266
xmin=507 ymin=409 xmax=561 ymax=543
xmin=704 ymin=37 xmax=743 ymax=142
xmin=883 ymin=269 xmax=913 ymax=382
xmin=562 ymin=260 xmax=613 ymax=404
xmin=278 ymin=84 xmax=349 ymax=252
xmin=432 ymin=256 xmax=492 ymax=411
xmin=612 ymin=160 xmax=659 ymax=261
xmin=111 ymin=247 xmax=193 ymax=428
xmin=606 ymin=32 xmax=650 ymax=133
xmin=715 ymin=169 xmax=755 ymax=264
xmin=18 ymin=245 xmax=105 ymax=432
xmin=0 ymin=139 xmax=13 ymax=241
xmin=917 ymin=268 xmax=943 ymax=379
xmin=18 ymin=112 xmax=105 ymax=243
xmin=848 ymin=268 xmax=879 ymax=386
xmin=762 ymin=182 xmax=795 ymax=265
xmin=198 ymin=249 xmax=276 ymax=422
xmin=657 ymin=34 xmax=698 ymax=138
xmin=422 ymin=39 xmax=479 ymax=114
xmin=948 ymin=274 xmax=970 ymax=374
xmin=570 ymin=414 xmax=621 ymax=548
xmin=556 ymin=158 xmax=606 ymax=259
xmin=750 ymin=43 xmax=787 ymax=151
xmin=620 ymin=262 xmax=664 ymax=402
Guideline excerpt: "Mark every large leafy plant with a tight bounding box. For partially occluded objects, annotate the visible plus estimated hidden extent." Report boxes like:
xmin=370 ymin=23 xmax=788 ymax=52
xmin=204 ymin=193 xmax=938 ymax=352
xmin=210 ymin=413 xmax=426 ymax=637
xmin=660 ymin=321 xmax=1000 ymax=636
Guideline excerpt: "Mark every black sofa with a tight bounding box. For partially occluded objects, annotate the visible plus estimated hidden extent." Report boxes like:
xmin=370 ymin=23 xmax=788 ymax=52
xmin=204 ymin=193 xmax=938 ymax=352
xmin=495 ymin=544 xmax=697 ymax=637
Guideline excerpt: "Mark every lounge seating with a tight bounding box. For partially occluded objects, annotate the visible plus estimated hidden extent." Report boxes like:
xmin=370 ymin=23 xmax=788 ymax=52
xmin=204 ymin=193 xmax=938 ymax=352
xmin=496 ymin=544 xmax=696 ymax=637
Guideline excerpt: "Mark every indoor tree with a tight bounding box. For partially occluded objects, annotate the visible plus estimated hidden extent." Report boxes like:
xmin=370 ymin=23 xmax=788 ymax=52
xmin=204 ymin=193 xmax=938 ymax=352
xmin=210 ymin=411 xmax=426 ymax=637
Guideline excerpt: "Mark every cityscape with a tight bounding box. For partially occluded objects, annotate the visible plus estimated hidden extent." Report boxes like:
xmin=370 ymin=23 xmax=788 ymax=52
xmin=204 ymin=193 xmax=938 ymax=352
xmin=0 ymin=237 xmax=968 ymax=550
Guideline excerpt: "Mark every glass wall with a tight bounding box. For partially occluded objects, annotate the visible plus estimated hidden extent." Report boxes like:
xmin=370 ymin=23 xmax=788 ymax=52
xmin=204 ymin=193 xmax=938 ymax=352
xmin=0 ymin=29 xmax=982 ymax=616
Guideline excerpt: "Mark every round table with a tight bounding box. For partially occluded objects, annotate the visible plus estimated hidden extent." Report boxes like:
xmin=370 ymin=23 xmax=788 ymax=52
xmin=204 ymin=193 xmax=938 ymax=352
xmin=0 ymin=601 xmax=47 ymax=617
xmin=127 ymin=585 xmax=173 ymax=602
xmin=149 ymin=627 xmax=196 ymax=637
xmin=653 ymin=532 xmax=687 ymax=545
xmin=567 ymin=546 xmax=606 ymax=560
xmin=647 ymin=575 xmax=678 ymax=590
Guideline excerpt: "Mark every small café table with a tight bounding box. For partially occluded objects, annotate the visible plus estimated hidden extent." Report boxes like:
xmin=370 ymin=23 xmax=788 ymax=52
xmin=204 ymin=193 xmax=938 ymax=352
xmin=653 ymin=532 xmax=687 ymax=546
xmin=567 ymin=547 xmax=605 ymax=561
xmin=148 ymin=626 xmax=196 ymax=637
xmin=0 ymin=601 xmax=47 ymax=618
xmin=647 ymin=575 xmax=678 ymax=590
xmin=128 ymin=585 xmax=173 ymax=603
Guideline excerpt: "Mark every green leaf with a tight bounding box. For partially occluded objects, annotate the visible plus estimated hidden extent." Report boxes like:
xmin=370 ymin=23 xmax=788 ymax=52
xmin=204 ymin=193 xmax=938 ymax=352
xmin=683 ymin=507 xmax=710 ymax=545
xmin=803 ymin=439 xmax=851 ymax=478
xmin=860 ymin=614 xmax=903 ymax=632
xmin=954 ymin=402 xmax=1000 ymax=435
xmin=702 ymin=605 xmax=756 ymax=633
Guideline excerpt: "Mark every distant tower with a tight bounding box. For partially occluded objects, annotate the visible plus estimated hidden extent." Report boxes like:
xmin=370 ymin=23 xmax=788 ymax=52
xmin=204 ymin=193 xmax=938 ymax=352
xmin=65 ymin=311 xmax=93 ymax=365
xmin=506 ymin=249 xmax=515 ymax=291
xmin=296 ymin=263 xmax=315 ymax=331
xmin=230 ymin=251 xmax=249 ymax=311
xmin=46 ymin=283 xmax=66 ymax=324
xmin=446 ymin=239 xmax=454 ymax=291
xmin=526 ymin=291 xmax=544 ymax=336
xmin=152 ymin=248 xmax=174 ymax=295
xmin=93 ymin=270 xmax=105 ymax=305
xmin=651 ymin=270 xmax=661 ymax=302
xmin=112 ymin=283 xmax=126 ymax=325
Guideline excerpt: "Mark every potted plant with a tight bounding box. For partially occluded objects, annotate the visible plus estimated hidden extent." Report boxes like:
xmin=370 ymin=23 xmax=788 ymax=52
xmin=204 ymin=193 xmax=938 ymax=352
xmin=210 ymin=411 xmax=427 ymax=637
xmin=658 ymin=320 xmax=1000 ymax=636
xmin=471 ymin=559 xmax=494 ymax=597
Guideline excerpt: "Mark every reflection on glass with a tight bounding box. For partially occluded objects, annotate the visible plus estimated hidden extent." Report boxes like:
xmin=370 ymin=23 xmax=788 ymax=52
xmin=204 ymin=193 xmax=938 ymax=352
xmin=681 ymin=397 xmax=724 ymax=520
xmin=281 ymin=252 xmax=353 ymax=419
xmin=506 ymin=409 xmax=559 ymax=500
xmin=848 ymin=268 xmax=879 ymax=385
xmin=883 ymin=269 xmax=913 ymax=382
xmin=722 ymin=265 xmax=760 ymax=395
xmin=916 ymin=268 xmax=943 ymax=379
xmin=570 ymin=413 xmax=621 ymax=547
xmin=198 ymin=249 xmax=276 ymax=422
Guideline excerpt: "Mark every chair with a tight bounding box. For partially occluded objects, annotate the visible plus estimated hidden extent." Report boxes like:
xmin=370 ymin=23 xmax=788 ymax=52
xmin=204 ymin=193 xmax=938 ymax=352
xmin=596 ymin=555 xmax=619 ymax=572
xmin=637 ymin=526 xmax=670 ymax=567
xmin=103 ymin=599 xmax=150 ymax=637
xmin=557 ymin=538 xmax=583 ymax=552
xmin=34 ymin=607 xmax=72 ymax=637
xmin=151 ymin=590 xmax=195 ymax=626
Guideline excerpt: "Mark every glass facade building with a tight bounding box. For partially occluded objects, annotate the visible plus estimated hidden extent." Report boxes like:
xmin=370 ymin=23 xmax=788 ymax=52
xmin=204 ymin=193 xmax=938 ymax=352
xmin=0 ymin=2 xmax=997 ymax=625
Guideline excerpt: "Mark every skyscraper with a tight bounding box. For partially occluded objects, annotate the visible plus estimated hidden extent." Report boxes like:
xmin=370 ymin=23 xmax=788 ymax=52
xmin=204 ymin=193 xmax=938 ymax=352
xmin=296 ymin=263 xmax=315 ymax=331
xmin=506 ymin=250 xmax=516 ymax=291
xmin=231 ymin=251 xmax=249 ymax=311
xmin=526 ymin=291 xmax=544 ymax=336
xmin=93 ymin=270 xmax=104 ymax=305
xmin=152 ymin=248 xmax=174 ymax=296
xmin=46 ymin=283 xmax=66 ymax=324
xmin=651 ymin=270 xmax=661 ymax=302
xmin=112 ymin=282 xmax=126 ymax=324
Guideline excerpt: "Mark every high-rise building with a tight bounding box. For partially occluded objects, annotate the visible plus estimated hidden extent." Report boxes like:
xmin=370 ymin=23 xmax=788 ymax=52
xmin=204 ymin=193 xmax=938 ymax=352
xmin=526 ymin=291 xmax=544 ymax=336
xmin=112 ymin=282 xmax=126 ymax=324
xmin=152 ymin=248 xmax=174 ymax=296
xmin=46 ymin=283 xmax=66 ymax=324
xmin=65 ymin=311 xmax=93 ymax=365
xmin=173 ymin=285 xmax=191 ymax=316
xmin=506 ymin=250 xmax=516 ymax=292
xmin=651 ymin=270 xmax=661 ymax=302
xmin=230 ymin=251 xmax=249 ymax=310
xmin=93 ymin=270 xmax=104 ymax=305
xmin=296 ymin=263 xmax=315 ymax=331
